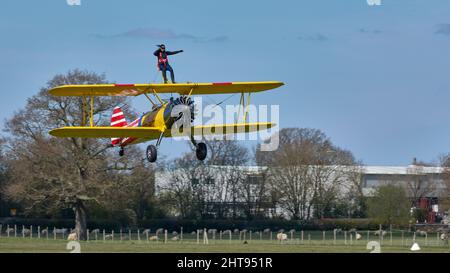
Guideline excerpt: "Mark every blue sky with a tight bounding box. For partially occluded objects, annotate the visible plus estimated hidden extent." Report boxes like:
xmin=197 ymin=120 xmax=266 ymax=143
xmin=2 ymin=0 xmax=450 ymax=165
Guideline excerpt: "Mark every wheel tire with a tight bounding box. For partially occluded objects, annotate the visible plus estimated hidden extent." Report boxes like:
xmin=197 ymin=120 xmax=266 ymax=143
xmin=119 ymin=148 xmax=124 ymax=157
xmin=196 ymin=142 xmax=207 ymax=161
xmin=146 ymin=145 xmax=158 ymax=163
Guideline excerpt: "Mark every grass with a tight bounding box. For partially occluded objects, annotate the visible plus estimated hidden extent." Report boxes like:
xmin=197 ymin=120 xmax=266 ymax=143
xmin=1 ymin=237 xmax=449 ymax=253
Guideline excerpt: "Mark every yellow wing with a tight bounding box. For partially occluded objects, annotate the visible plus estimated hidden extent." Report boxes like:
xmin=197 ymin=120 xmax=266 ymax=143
xmin=49 ymin=127 xmax=163 ymax=139
xmin=167 ymin=122 xmax=276 ymax=138
xmin=49 ymin=122 xmax=275 ymax=138
xmin=49 ymin=82 xmax=284 ymax=97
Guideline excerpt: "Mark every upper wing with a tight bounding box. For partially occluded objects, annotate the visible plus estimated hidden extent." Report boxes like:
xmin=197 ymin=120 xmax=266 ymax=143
xmin=49 ymin=127 xmax=163 ymax=139
xmin=49 ymin=82 xmax=284 ymax=97
xmin=166 ymin=122 xmax=275 ymax=138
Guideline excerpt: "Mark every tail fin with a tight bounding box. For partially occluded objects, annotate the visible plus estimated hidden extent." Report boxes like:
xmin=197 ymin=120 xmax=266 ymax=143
xmin=111 ymin=106 xmax=128 ymax=146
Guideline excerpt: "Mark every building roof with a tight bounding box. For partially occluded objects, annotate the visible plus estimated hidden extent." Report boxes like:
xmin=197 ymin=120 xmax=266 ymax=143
xmin=362 ymin=166 xmax=443 ymax=175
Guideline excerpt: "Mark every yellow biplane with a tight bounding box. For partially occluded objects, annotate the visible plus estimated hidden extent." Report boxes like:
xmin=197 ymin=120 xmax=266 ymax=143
xmin=49 ymin=81 xmax=284 ymax=162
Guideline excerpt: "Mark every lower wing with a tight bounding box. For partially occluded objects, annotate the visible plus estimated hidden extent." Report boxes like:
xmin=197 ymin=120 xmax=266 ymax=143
xmin=167 ymin=122 xmax=275 ymax=138
xmin=49 ymin=127 xmax=163 ymax=139
xmin=49 ymin=122 xmax=275 ymax=139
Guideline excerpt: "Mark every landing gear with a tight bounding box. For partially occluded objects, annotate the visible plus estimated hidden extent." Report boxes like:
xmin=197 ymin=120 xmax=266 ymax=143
xmin=190 ymin=136 xmax=207 ymax=161
xmin=119 ymin=147 xmax=125 ymax=157
xmin=146 ymin=145 xmax=157 ymax=163
xmin=196 ymin=142 xmax=207 ymax=161
xmin=146 ymin=132 xmax=164 ymax=163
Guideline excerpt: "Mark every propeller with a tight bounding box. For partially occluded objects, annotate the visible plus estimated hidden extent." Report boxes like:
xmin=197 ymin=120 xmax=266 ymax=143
xmin=172 ymin=95 xmax=196 ymax=123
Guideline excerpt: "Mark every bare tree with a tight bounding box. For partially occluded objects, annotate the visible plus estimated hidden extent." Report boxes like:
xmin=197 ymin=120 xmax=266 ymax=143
xmin=102 ymin=146 xmax=160 ymax=224
xmin=256 ymin=128 xmax=358 ymax=220
xmin=405 ymin=161 xmax=437 ymax=205
xmin=162 ymin=140 xmax=252 ymax=219
xmin=3 ymin=69 xmax=133 ymax=240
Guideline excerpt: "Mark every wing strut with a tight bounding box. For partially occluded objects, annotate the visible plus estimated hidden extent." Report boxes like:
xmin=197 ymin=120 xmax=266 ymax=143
xmin=236 ymin=92 xmax=252 ymax=123
xmin=90 ymin=96 xmax=94 ymax=127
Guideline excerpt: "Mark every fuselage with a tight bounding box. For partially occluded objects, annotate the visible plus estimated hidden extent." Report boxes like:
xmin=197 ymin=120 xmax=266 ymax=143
xmin=119 ymin=99 xmax=187 ymax=147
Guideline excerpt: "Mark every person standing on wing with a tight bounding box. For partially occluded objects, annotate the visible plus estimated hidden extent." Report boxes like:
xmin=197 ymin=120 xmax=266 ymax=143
xmin=154 ymin=44 xmax=183 ymax=84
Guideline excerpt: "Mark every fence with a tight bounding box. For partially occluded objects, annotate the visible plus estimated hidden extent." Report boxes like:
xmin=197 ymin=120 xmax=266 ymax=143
xmin=0 ymin=224 xmax=448 ymax=248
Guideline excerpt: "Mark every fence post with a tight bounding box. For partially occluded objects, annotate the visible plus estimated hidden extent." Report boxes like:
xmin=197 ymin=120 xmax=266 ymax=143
xmin=120 ymin=229 xmax=123 ymax=241
xmin=333 ymin=229 xmax=336 ymax=245
xmin=53 ymin=227 xmax=56 ymax=240
xmin=14 ymin=225 xmax=17 ymax=238
xmin=138 ymin=229 xmax=140 ymax=242
xmin=301 ymin=230 xmax=304 ymax=244
xmin=30 ymin=226 xmax=32 ymax=239
xmin=367 ymin=230 xmax=369 ymax=243
xmin=165 ymin=229 xmax=168 ymax=244
xmin=87 ymin=229 xmax=89 ymax=242
xmin=322 ymin=231 xmax=325 ymax=245
xmin=344 ymin=231 xmax=347 ymax=245
xmin=270 ymin=231 xmax=272 ymax=241
xmin=38 ymin=226 xmax=40 ymax=239
xmin=7 ymin=224 xmax=10 ymax=238
xmin=230 ymin=230 xmax=232 ymax=244
xmin=220 ymin=230 xmax=223 ymax=241
xmin=350 ymin=233 xmax=353 ymax=245
xmin=197 ymin=230 xmax=200 ymax=244
xmin=181 ymin=227 xmax=183 ymax=242
xmin=260 ymin=230 xmax=262 ymax=241
xmin=22 ymin=225 xmax=25 ymax=238
xmin=0 ymin=224 xmax=2 ymax=238
xmin=291 ymin=230 xmax=294 ymax=241
xmin=249 ymin=231 xmax=251 ymax=242
xmin=203 ymin=228 xmax=209 ymax=245
xmin=390 ymin=226 xmax=393 ymax=246
xmin=401 ymin=230 xmax=404 ymax=246
xmin=308 ymin=234 xmax=311 ymax=245
xmin=103 ymin=229 xmax=105 ymax=242
xmin=129 ymin=229 xmax=131 ymax=241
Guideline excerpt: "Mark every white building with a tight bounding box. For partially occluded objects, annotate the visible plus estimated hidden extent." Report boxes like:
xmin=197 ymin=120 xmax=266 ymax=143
xmin=155 ymin=164 xmax=448 ymax=222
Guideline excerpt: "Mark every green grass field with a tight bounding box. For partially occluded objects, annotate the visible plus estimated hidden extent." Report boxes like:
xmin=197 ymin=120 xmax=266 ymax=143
xmin=1 ymin=237 xmax=449 ymax=253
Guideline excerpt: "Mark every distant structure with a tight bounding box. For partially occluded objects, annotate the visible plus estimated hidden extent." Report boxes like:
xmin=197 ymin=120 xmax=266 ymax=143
xmin=156 ymin=161 xmax=448 ymax=223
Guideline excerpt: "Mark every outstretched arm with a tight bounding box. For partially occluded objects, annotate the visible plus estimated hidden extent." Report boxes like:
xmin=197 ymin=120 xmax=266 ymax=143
xmin=166 ymin=50 xmax=183 ymax=55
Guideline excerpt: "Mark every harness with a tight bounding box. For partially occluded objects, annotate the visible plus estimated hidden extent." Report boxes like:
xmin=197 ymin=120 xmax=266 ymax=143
xmin=158 ymin=51 xmax=168 ymax=69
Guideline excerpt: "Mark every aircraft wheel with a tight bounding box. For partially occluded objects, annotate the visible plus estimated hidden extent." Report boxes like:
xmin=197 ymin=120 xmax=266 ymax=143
xmin=146 ymin=145 xmax=157 ymax=163
xmin=119 ymin=148 xmax=124 ymax=157
xmin=196 ymin=142 xmax=207 ymax=161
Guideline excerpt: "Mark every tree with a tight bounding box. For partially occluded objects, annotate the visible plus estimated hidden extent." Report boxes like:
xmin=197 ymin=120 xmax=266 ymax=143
xmin=161 ymin=140 xmax=254 ymax=219
xmin=0 ymin=138 xmax=11 ymax=217
xmin=438 ymin=155 xmax=450 ymax=216
xmin=101 ymin=146 xmax=161 ymax=224
xmin=3 ymin=69 xmax=133 ymax=240
xmin=256 ymin=128 xmax=359 ymax=220
xmin=367 ymin=184 xmax=411 ymax=226
xmin=405 ymin=160 xmax=436 ymax=206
